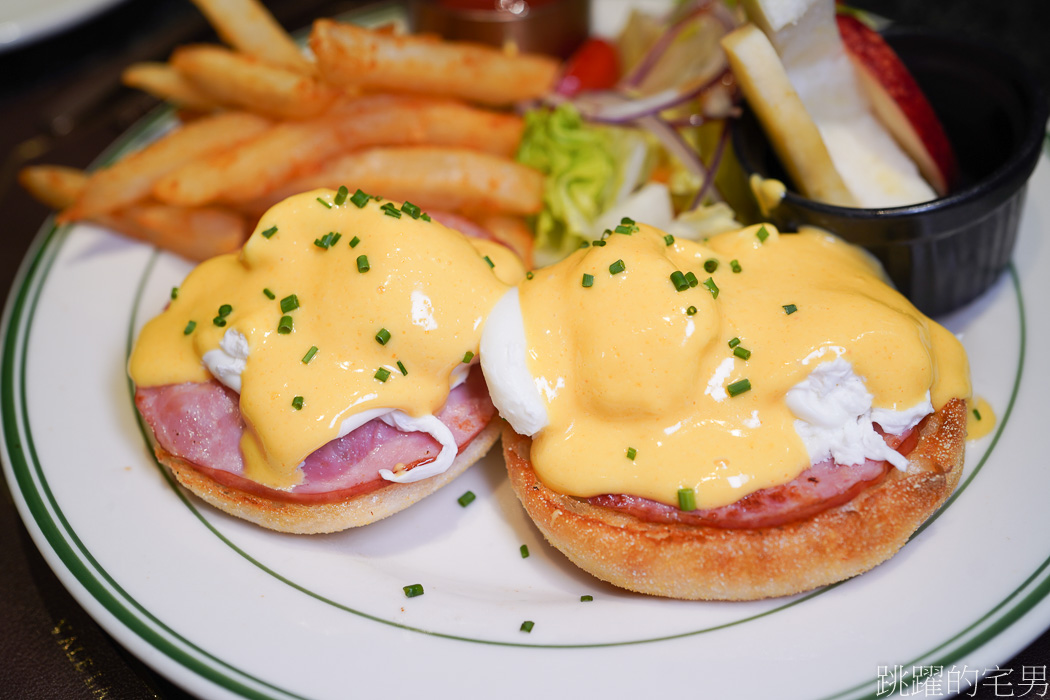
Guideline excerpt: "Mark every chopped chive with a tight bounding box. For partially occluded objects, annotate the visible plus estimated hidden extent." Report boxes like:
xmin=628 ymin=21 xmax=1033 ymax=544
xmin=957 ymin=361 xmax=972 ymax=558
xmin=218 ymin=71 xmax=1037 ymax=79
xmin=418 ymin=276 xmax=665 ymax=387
xmin=670 ymin=270 xmax=689 ymax=291
xmin=592 ymin=239 xmax=606 ymax=247
xmin=678 ymin=487 xmax=697 ymax=511
xmin=733 ymin=346 xmax=752 ymax=361
xmin=302 ymin=345 xmax=318 ymax=364
xmin=702 ymin=277 xmax=719 ymax=298
xmin=374 ymin=367 xmax=391 ymax=382
xmin=526 ymin=271 xmax=534 ymax=280
xmin=291 ymin=395 xmax=304 ymax=410
xmin=280 ymin=294 xmax=299 ymax=313
xmin=421 ymin=213 xmax=431 ymax=222
xmin=520 ymin=621 xmax=535 ymax=633
xmin=403 ymin=583 xmax=424 ymax=598
xmin=582 ymin=273 xmax=594 ymax=288
xmin=783 ymin=304 xmax=798 ymax=315
xmin=626 ymin=446 xmax=637 ymax=460
xmin=170 ymin=286 xmax=179 ymax=300
xmin=357 ymin=255 xmax=370 ymax=273
xmin=600 ymin=229 xmax=612 ymax=241
xmin=278 ymin=315 xmax=293 ymax=334
xmin=609 ymin=259 xmax=626 ymax=275
xmin=664 ymin=234 xmax=675 ymax=246
xmin=685 ymin=271 xmax=699 ymax=287
xmin=730 ymin=259 xmax=742 ymax=273
xmin=213 ymin=316 xmax=226 ymax=327
xmin=483 ymin=255 xmax=495 ymax=268
xmin=401 ymin=201 xmax=421 ymax=218
xmin=973 ymin=408 xmax=982 ymax=421
xmin=727 ymin=378 xmax=752 ymax=397
xmin=313 ymin=231 xmax=341 ymax=249
xmin=375 ymin=328 xmax=391 ymax=345
xmin=620 ymin=216 xmax=635 ymax=225
xmin=579 ymin=240 xmax=590 ymax=249
xmin=350 ymin=188 xmax=371 ymax=208
xmin=462 ymin=350 xmax=475 ymax=364
xmin=520 ymin=544 xmax=530 ymax=558
xmin=183 ymin=320 xmax=196 ymax=335
xmin=380 ymin=201 xmax=401 ymax=218
xmin=333 ymin=185 xmax=349 ymax=205
xmin=263 ymin=288 xmax=275 ymax=300
xmin=349 ymin=235 xmax=360 ymax=248
xmin=704 ymin=259 xmax=719 ymax=273
xmin=729 ymin=337 xmax=741 ymax=348
xmin=457 ymin=491 xmax=476 ymax=507
xmin=261 ymin=225 xmax=278 ymax=239
xmin=316 ymin=196 xmax=332 ymax=209
xmin=397 ymin=360 xmax=408 ymax=376
xmin=218 ymin=304 xmax=233 ymax=318
xmin=613 ymin=224 xmax=634 ymax=235
xmin=756 ymin=225 xmax=770 ymax=243
xmin=580 ymin=595 xmax=594 ymax=602
xmin=686 ymin=305 xmax=698 ymax=316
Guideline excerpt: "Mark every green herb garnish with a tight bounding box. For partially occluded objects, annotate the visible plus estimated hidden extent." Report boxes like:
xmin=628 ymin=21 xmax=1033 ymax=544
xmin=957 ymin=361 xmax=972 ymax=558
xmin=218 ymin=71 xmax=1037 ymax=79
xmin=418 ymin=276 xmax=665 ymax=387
xmin=727 ymin=378 xmax=752 ymax=397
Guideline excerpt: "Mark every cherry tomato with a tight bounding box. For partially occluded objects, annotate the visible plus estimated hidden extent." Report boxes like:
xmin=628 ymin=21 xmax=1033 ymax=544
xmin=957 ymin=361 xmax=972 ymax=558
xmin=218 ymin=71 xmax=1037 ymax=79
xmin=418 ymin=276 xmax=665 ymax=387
xmin=556 ymin=38 xmax=621 ymax=96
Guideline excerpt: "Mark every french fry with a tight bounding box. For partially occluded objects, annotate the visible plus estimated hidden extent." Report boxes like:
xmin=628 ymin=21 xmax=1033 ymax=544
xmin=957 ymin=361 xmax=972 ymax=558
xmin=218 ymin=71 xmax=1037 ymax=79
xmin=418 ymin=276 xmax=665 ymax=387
xmin=19 ymin=166 xmax=88 ymax=209
xmin=100 ymin=204 xmax=247 ymax=261
xmin=170 ymin=45 xmax=338 ymax=120
xmin=310 ymin=19 xmax=559 ymax=106
xmin=253 ymin=146 xmax=543 ymax=217
xmin=62 ymin=111 xmax=272 ymax=222
xmin=20 ymin=164 xmax=245 ymax=260
xmin=122 ymin=62 xmax=221 ymax=112
xmin=152 ymin=96 xmax=525 ymax=207
xmin=188 ymin=0 xmax=313 ymax=75
xmin=474 ymin=214 xmax=535 ymax=268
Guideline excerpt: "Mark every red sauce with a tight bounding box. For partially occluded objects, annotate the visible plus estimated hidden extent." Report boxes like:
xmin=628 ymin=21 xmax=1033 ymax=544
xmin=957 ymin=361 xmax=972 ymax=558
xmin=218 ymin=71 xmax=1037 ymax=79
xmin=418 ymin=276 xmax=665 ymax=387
xmin=437 ymin=0 xmax=560 ymax=11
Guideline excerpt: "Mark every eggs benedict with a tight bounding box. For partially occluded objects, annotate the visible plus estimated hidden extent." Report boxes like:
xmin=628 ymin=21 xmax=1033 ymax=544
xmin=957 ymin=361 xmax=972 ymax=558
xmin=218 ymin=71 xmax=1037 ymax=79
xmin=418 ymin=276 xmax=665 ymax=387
xmin=129 ymin=187 xmax=524 ymax=533
xmin=481 ymin=221 xmax=969 ymax=600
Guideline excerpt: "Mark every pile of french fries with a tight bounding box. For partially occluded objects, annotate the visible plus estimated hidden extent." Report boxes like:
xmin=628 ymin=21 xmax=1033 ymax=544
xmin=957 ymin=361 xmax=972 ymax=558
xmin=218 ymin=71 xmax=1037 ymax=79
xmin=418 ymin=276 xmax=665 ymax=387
xmin=20 ymin=0 xmax=561 ymax=264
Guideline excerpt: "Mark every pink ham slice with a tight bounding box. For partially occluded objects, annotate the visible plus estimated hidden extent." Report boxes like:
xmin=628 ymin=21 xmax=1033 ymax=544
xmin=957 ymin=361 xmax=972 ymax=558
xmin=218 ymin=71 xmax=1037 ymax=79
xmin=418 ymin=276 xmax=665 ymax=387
xmin=427 ymin=210 xmax=497 ymax=242
xmin=588 ymin=422 xmax=923 ymax=530
xmin=135 ymin=366 xmax=496 ymax=504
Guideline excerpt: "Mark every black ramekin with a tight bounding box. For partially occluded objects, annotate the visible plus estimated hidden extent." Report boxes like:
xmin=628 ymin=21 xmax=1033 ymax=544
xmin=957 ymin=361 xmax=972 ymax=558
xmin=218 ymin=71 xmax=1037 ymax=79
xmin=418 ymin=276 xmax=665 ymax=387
xmin=731 ymin=27 xmax=1049 ymax=317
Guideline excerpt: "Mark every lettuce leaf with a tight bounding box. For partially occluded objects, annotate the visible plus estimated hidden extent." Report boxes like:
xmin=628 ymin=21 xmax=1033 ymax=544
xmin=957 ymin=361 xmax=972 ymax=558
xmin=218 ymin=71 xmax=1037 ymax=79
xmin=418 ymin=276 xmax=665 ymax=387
xmin=516 ymin=103 xmax=652 ymax=256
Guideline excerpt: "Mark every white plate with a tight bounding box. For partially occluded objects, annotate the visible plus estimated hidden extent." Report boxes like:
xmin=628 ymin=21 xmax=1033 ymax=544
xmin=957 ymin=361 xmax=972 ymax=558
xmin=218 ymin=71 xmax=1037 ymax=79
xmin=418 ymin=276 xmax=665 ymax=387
xmin=4 ymin=13 xmax=1050 ymax=700
xmin=0 ymin=0 xmax=126 ymax=51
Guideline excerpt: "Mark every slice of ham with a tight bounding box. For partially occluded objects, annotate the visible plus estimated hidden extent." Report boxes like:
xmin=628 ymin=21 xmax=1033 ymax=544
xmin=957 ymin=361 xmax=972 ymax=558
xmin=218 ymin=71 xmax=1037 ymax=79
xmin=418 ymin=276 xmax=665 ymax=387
xmin=135 ymin=366 xmax=496 ymax=504
xmin=588 ymin=419 xmax=925 ymax=530
xmin=427 ymin=210 xmax=498 ymax=242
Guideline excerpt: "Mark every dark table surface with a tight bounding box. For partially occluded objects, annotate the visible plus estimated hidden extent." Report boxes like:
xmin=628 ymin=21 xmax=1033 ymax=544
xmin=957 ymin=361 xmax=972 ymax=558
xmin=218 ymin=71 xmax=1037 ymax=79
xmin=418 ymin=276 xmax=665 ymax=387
xmin=1 ymin=1 xmax=1047 ymax=698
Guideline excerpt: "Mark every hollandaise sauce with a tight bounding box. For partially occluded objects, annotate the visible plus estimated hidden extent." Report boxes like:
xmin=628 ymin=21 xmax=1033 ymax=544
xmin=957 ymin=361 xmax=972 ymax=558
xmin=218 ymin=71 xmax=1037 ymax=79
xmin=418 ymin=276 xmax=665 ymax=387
xmin=512 ymin=223 xmax=970 ymax=510
xmin=129 ymin=188 xmax=523 ymax=490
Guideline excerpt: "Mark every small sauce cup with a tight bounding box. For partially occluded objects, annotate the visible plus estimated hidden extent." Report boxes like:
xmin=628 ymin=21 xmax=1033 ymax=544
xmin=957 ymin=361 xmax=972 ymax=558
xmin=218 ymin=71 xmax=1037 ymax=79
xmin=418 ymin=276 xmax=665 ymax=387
xmin=732 ymin=27 xmax=1049 ymax=316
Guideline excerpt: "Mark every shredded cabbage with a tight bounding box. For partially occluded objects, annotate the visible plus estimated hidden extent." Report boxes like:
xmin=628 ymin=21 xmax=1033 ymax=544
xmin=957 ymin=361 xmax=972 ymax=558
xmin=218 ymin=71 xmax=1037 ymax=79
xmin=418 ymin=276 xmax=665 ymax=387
xmin=516 ymin=103 xmax=653 ymax=256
